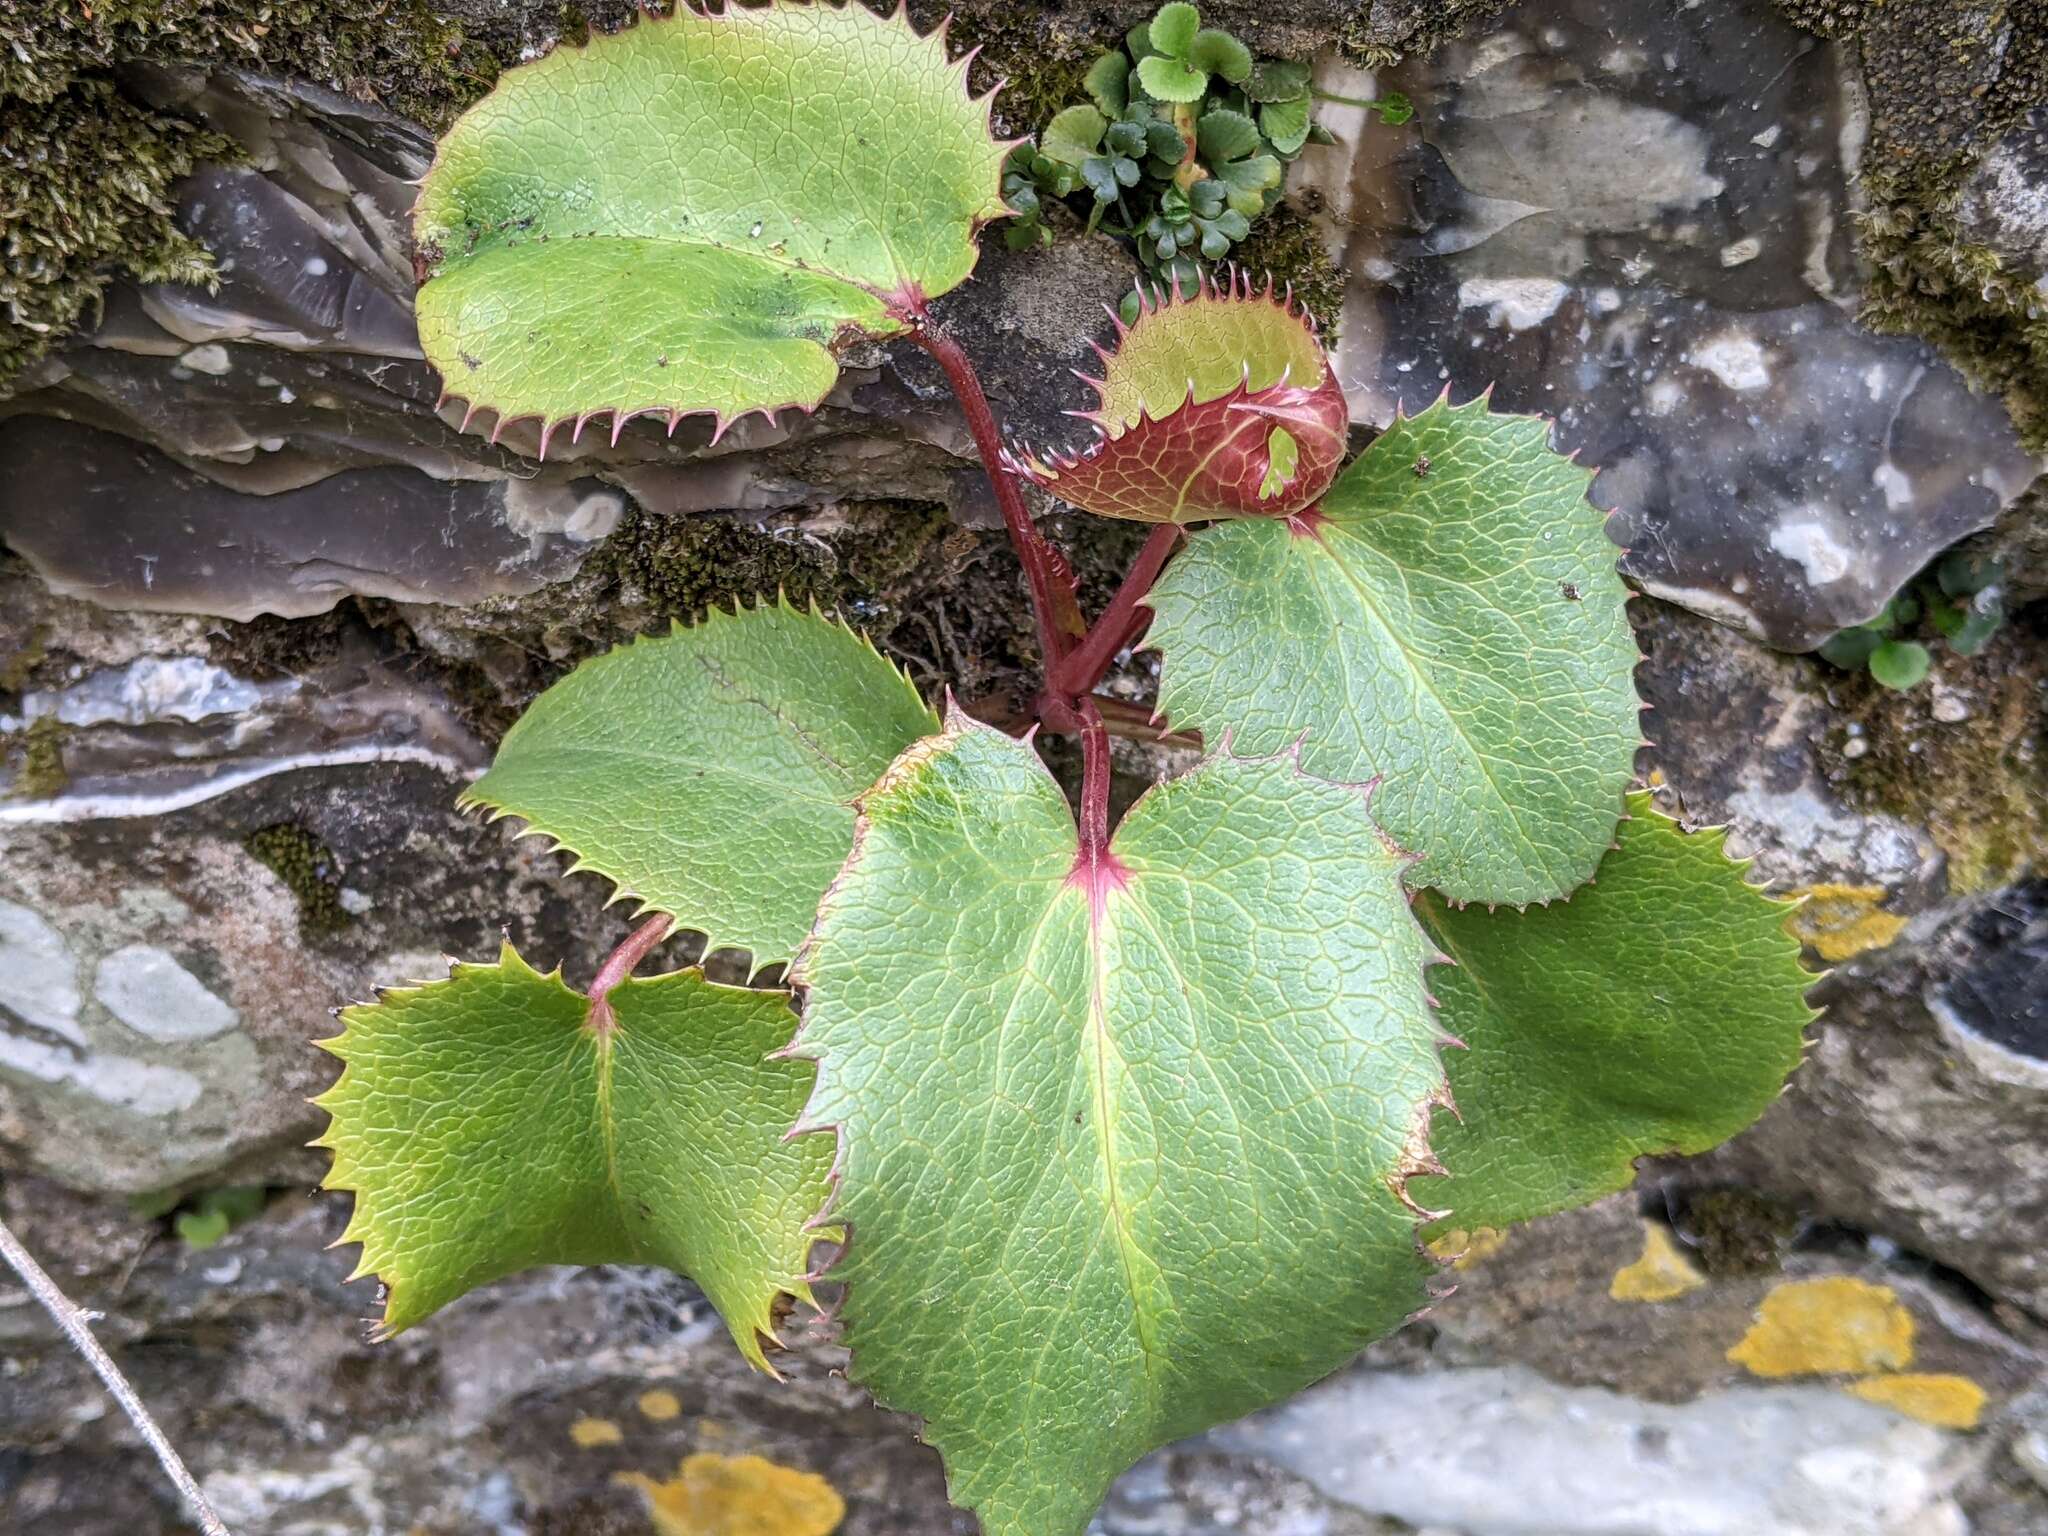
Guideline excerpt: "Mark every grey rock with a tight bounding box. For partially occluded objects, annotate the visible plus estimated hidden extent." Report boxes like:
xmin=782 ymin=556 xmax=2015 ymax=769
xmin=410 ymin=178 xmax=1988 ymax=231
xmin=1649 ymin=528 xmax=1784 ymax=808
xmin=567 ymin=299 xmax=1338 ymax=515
xmin=1207 ymin=1365 xmax=1975 ymax=1536
xmin=0 ymin=65 xmax=1135 ymax=626
xmin=1957 ymin=109 xmax=2048 ymax=284
xmin=0 ymin=418 xmax=616 ymax=621
xmin=1681 ymin=887 xmax=2048 ymax=1318
xmin=1297 ymin=0 xmax=2042 ymax=649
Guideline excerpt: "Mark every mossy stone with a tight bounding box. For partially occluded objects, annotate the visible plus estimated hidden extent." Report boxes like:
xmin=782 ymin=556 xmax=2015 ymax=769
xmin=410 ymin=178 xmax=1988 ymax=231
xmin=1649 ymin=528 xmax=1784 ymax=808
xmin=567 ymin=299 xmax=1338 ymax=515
xmin=245 ymin=823 xmax=352 ymax=939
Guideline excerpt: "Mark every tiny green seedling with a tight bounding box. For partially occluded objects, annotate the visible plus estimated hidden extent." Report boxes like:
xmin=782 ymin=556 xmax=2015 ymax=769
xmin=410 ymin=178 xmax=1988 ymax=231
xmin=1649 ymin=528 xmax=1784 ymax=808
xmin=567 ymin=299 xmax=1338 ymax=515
xmin=315 ymin=8 xmax=1814 ymax=1535
xmin=999 ymin=1 xmax=1384 ymax=315
xmin=1820 ymin=548 xmax=2007 ymax=690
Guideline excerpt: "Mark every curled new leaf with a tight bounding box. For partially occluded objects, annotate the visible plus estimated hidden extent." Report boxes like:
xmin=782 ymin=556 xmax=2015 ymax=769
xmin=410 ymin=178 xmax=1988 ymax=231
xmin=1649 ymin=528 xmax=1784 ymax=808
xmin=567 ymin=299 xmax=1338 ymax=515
xmin=1014 ymin=271 xmax=1347 ymax=523
xmin=412 ymin=0 xmax=1010 ymax=449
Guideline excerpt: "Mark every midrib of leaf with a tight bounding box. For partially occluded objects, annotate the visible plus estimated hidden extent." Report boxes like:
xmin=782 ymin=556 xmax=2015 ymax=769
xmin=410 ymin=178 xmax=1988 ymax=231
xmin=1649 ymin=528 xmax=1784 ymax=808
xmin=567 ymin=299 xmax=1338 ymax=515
xmin=691 ymin=651 xmax=857 ymax=780
xmin=1085 ymin=889 xmax=1168 ymax=1387
xmin=1307 ymin=520 xmax=1558 ymax=881
xmin=586 ymin=1027 xmax=650 ymax=1266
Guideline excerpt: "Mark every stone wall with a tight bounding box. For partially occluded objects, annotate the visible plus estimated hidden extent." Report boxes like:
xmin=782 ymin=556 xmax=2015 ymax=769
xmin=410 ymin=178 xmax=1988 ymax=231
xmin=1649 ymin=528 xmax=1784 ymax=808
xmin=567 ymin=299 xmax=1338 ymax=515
xmin=2 ymin=3 xmax=2044 ymax=1534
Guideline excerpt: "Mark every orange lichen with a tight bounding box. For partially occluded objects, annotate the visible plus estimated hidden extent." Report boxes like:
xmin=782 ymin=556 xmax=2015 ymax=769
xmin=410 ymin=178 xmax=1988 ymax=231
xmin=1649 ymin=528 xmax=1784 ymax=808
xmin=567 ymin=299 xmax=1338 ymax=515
xmin=1609 ymin=1224 xmax=1707 ymax=1303
xmin=570 ymin=1416 xmax=626 ymax=1448
xmin=1426 ymin=1226 xmax=1509 ymax=1269
xmin=639 ymin=1388 xmax=684 ymax=1422
xmin=1727 ymin=1277 xmax=1915 ymax=1377
xmin=616 ymin=1453 xmax=845 ymax=1536
xmin=1847 ymin=1373 xmax=1988 ymax=1429
xmin=1783 ymin=884 xmax=1907 ymax=962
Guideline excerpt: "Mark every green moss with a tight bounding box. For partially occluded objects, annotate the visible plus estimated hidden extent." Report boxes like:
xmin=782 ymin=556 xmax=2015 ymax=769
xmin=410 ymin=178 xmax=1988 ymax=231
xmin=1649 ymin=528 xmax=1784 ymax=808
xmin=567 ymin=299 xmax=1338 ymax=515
xmin=0 ymin=1 xmax=488 ymax=120
xmin=924 ymin=4 xmax=1100 ymax=138
xmin=0 ymin=77 xmax=235 ymax=387
xmin=1779 ymin=1 xmax=2048 ymax=452
xmin=1 ymin=0 xmax=508 ymax=392
xmin=1340 ymin=0 xmax=1512 ymax=68
xmin=1769 ymin=1 xmax=1869 ymax=38
xmin=11 ymin=717 xmax=71 ymax=799
xmin=245 ymin=822 xmax=352 ymax=938
xmin=1826 ymin=620 xmax=2048 ymax=896
xmin=1856 ymin=162 xmax=2048 ymax=454
xmin=590 ymin=506 xmax=846 ymax=621
xmin=1231 ymin=197 xmax=1346 ymax=335
xmin=0 ymin=623 xmax=49 ymax=697
xmin=1685 ymin=1189 xmax=1798 ymax=1279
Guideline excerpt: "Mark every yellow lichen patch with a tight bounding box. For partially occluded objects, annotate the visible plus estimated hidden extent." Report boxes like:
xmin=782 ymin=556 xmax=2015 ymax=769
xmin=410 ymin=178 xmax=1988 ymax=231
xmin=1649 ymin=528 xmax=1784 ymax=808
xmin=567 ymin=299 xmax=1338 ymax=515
xmin=1609 ymin=1223 xmax=1706 ymax=1303
xmin=1728 ymin=1277 xmax=1915 ymax=1377
xmin=616 ymin=1453 xmax=845 ymax=1536
xmin=1426 ymin=1226 xmax=1509 ymax=1269
xmin=1848 ymin=1372 xmax=1988 ymax=1429
xmin=1783 ymin=884 xmax=1907 ymax=962
xmin=570 ymin=1416 xmax=626 ymax=1448
xmin=639 ymin=1388 xmax=683 ymax=1422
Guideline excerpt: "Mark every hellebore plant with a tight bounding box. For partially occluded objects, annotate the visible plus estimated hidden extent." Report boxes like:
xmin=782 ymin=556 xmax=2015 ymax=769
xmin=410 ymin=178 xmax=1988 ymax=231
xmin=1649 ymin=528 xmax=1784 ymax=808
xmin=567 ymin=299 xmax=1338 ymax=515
xmin=317 ymin=7 xmax=1815 ymax=1535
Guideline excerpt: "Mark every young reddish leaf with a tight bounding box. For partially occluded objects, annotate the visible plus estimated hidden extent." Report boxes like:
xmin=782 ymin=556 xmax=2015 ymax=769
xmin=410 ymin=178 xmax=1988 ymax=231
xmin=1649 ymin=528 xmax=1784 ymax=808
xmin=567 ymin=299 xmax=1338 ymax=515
xmin=1014 ymin=271 xmax=1347 ymax=524
xmin=791 ymin=711 xmax=1447 ymax=1536
xmin=315 ymin=947 xmax=834 ymax=1371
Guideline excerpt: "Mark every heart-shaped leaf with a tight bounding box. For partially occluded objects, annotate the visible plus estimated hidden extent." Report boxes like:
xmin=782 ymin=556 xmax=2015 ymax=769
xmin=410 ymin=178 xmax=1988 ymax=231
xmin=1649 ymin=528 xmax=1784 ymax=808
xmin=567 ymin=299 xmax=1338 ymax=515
xmin=1259 ymin=94 xmax=1312 ymax=155
xmin=1014 ymin=272 xmax=1347 ymax=523
xmin=1136 ymin=51 xmax=1208 ymax=102
xmin=413 ymin=1 xmax=1009 ymax=447
xmin=1186 ymin=28 xmax=1253 ymax=84
xmin=461 ymin=600 xmax=938 ymax=968
xmin=1148 ymin=2 xmax=1202 ymax=56
xmin=1040 ymin=104 xmax=1108 ymax=167
xmin=1195 ymin=107 xmax=1261 ymax=163
xmin=316 ymin=946 xmax=834 ymax=1369
xmin=791 ymin=713 xmax=1447 ymax=1536
xmin=1148 ymin=394 xmax=1641 ymax=905
xmin=1414 ymin=794 xmax=1815 ymax=1228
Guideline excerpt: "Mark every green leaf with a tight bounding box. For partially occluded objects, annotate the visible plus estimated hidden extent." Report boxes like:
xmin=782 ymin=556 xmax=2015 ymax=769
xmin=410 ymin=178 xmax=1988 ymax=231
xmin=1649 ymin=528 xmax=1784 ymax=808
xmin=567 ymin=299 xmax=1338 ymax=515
xmin=1148 ymin=395 xmax=1641 ymax=905
xmin=1258 ymin=94 xmax=1312 ymax=155
xmin=1869 ymin=639 xmax=1932 ymax=690
xmin=1258 ymin=426 xmax=1299 ymax=500
xmin=1948 ymin=595 xmax=2005 ymax=656
xmin=1937 ymin=550 xmax=2002 ymax=598
xmin=1373 ymin=91 xmax=1416 ymax=125
xmin=1412 ymin=793 xmax=1813 ymax=1230
xmin=461 ymin=600 xmax=937 ymax=967
xmin=1212 ymin=151 xmax=1282 ymax=216
xmin=413 ymin=2 xmax=1009 ymax=442
xmin=1148 ymin=2 xmax=1202 ymax=57
xmin=1040 ymin=103 xmax=1108 ymax=167
xmin=1818 ymin=626 xmax=1883 ymax=670
xmin=1085 ymin=49 xmax=1130 ymax=115
xmin=1247 ymin=59 xmax=1310 ymax=103
xmin=316 ymin=946 xmax=833 ymax=1368
xmin=1195 ymin=106 xmax=1260 ymax=163
xmin=174 ymin=1186 xmax=266 ymax=1250
xmin=1137 ymin=51 xmax=1209 ymax=102
xmin=792 ymin=715 xmax=1446 ymax=1536
xmin=1186 ymin=28 xmax=1253 ymax=84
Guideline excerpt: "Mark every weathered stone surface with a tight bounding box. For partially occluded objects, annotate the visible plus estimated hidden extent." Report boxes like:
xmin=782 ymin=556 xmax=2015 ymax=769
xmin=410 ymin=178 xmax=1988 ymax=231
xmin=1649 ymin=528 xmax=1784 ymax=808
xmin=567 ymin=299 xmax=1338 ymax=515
xmin=2 ymin=3 xmax=2046 ymax=1535
xmin=1677 ymin=890 xmax=2048 ymax=1321
xmin=1298 ymin=0 xmax=2043 ymax=650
